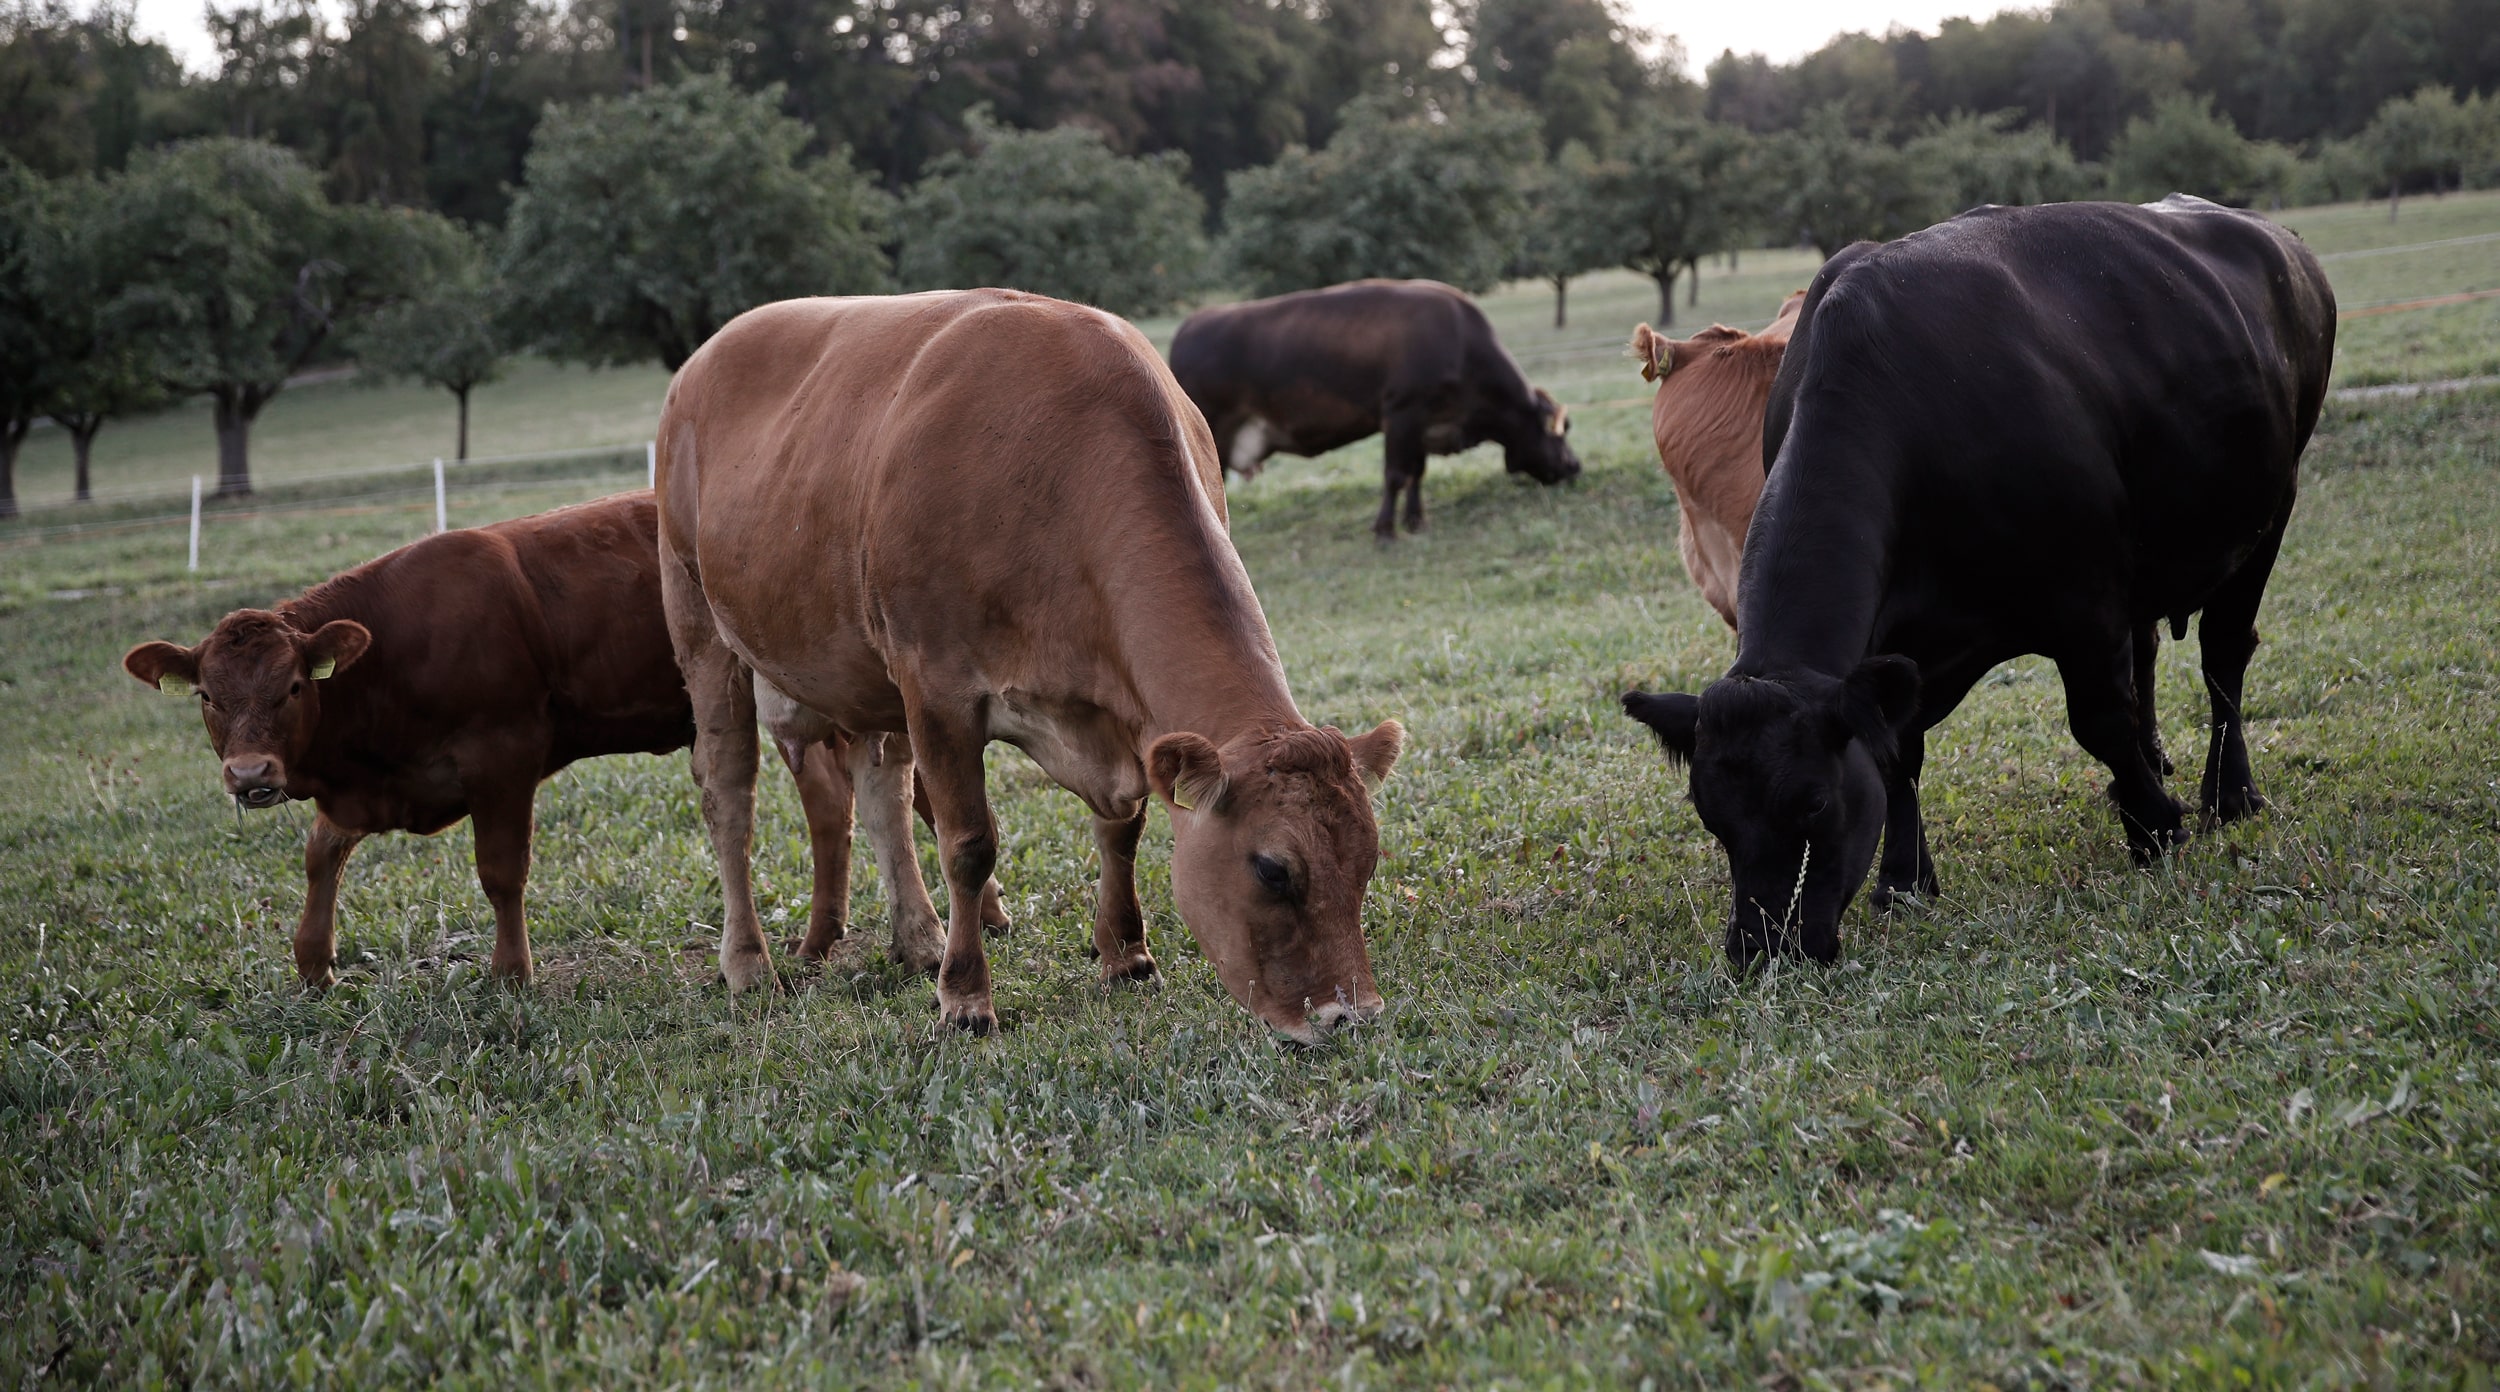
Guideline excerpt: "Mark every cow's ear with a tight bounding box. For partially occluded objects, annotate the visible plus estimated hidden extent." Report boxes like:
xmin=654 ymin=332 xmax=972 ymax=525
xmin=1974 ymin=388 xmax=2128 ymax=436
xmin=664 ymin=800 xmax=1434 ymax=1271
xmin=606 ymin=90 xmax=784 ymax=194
xmin=1343 ymin=719 xmax=1404 ymax=793
xmin=1630 ymin=325 xmax=1669 ymax=382
xmin=1148 ymin=732 xmax=1228 ymax=813
xmin=301 ymin=620 xmax=372 ymax=680
xmin=124 ymin=641 xmax=202 ymax=695
xmin=1623 ymin=691 xmax=1700 ymax=766
xmin=1838 ymin=655 xmax=1920 ymax=763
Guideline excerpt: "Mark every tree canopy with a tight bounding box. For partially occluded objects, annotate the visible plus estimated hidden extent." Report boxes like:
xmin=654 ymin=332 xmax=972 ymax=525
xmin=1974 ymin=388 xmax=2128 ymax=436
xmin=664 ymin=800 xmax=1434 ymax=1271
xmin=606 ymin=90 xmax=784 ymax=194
xmin=895 ymin=115 xmax=1210 ymax=317
xmin=498 ymin=74 xmax=890 ymax=371
xmin=1220 ymin=96 xmax=1540 ymax=298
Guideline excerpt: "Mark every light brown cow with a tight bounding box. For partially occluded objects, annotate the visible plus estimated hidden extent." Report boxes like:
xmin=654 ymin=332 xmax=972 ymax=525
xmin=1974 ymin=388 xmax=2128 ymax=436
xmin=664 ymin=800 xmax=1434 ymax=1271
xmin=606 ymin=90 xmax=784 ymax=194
xmin=1629 ymin=290 xmax=1807 ymax=628
xmin=657 ymin=289 xmax=1403 ymax=1041
xmin=119 ymin=493 xmax=1000 ymax=987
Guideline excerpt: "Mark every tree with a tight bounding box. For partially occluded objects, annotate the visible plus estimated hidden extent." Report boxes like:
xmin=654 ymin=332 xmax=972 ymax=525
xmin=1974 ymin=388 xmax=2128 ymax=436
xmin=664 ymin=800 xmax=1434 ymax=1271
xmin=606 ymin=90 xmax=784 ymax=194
xmin=894 ymin=114 xmax=1209 ymax=317
xmin=2103 ymin=93 xmax=2257 ymax=204
xmin=2361 ymin=85 xmax=2476 ymax=220
xmin=499 ymin=74 xmax=890 ymax=371
xmin=0 ymin=158 xmax=51 ymax=518
xmin=31 ymin=171 xmax=170 ymax=502
xmin=1774 ymin=105 xmax=1946 ymax=257
xmin=1219 ymin=96 xmax=1539 ymax=298
xmin=1577 ymin=114 xmax=1753 ymax=323
xmin=108 ymin=137 xmax=463 ymax=496
xmin=1902 ymin=110 xmax=2088 ymax=217
xmin=349 ymin=229 xmax=508 ymax=460
xmin=1512 ymin=145 xmax=1613 ymax=327
xmin=1466 ymin=0 xmax=1666 ymax=156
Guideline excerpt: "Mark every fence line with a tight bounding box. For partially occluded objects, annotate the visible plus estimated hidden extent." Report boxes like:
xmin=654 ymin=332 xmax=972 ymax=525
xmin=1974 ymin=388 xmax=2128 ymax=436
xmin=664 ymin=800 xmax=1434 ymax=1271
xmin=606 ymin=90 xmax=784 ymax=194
xmin=9 ymin=439 xmax=650 ymax=517
xmin=2 ymin=465 xmax=648 ymax=551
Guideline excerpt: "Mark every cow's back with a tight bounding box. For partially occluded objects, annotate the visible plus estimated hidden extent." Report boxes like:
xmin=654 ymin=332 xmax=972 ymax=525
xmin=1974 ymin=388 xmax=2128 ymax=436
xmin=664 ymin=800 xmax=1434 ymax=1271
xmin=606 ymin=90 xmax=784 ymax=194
xmin=662 ymin=291 xmax=1241 ymax=731
xmin=1169 ymin=281 xmax=1483 ymax=454
xmin=1751 ymin=199 xmax=2333 ymax=634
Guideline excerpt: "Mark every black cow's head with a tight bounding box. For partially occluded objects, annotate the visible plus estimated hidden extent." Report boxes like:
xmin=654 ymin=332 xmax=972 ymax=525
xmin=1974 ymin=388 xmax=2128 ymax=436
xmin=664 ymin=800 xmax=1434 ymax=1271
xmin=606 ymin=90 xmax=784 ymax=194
xmin=1623 ymin=657 xmax=1918 ymax=966
xmin=123 ymin=611 xmax=373 ymax=807
xmin=1501 ymin=388 xmax=1581 ymax=486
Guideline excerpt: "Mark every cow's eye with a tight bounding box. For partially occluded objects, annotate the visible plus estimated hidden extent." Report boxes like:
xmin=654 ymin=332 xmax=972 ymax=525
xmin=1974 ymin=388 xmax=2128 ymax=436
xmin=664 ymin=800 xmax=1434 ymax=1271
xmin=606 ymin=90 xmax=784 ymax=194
xmin=1250 ymin=853 xmax=1295 ymax=900
xmin=289 ymin=679 xmax=302 ymax=697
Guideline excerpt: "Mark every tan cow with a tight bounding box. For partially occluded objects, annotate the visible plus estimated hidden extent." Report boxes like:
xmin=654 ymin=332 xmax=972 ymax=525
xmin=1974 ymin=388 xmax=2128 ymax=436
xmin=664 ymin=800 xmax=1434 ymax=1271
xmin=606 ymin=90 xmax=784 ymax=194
xmin=656 ymin=289 xmax=1403 ymax=1041
xmin=1629 ymin=290 xmax=1807 ymax=628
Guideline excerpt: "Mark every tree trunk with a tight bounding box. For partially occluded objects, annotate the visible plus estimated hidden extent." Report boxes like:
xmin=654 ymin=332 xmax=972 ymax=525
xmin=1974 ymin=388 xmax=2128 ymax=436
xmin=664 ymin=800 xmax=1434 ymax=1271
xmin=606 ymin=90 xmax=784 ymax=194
xmin=1688 ymin=258 xmax=1702 ymax=307
xmin=1730 ymin=245 xmax=1740 ymax=273
xmin=70 ymin=417 xmax=100 ymax=502
xmin=0 ymin=414 xmax=27 ymax=520
xmin=2389 ymin=181 xmax=2401 ymax=223
xmin=1655 ymin=272 xmax=1675 ymax=327
xmin=212 ymin=390 xmax=257 ymax=498
xmin=1551 ymin=275 xmax=1568 ymax=329
xmin=455 ymin=385 xmax=471 ymax=461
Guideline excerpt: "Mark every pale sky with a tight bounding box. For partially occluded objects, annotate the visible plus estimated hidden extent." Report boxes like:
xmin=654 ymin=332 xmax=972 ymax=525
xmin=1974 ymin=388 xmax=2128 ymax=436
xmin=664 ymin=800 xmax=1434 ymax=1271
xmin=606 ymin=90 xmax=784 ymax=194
xmin=127 ymin=0 xmax=2035 ymax=79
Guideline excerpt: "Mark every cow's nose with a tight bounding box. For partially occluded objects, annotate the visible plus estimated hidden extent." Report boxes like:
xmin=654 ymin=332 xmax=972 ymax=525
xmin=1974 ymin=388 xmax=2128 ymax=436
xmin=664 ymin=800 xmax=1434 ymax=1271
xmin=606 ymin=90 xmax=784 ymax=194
xmin=223 ymin=758 xmax=282 ymax=802
xmin=1306 ymin=991 xmax=1384 ymax=1037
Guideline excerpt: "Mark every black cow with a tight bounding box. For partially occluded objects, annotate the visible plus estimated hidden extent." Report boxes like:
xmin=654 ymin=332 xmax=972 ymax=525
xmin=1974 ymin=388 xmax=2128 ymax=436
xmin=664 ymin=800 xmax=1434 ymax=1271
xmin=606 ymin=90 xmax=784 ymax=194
xmin=1168 ymin=279 xmax=1580 ymax=538
xmin=1623 ymin=196 xmax=2337 ymax=966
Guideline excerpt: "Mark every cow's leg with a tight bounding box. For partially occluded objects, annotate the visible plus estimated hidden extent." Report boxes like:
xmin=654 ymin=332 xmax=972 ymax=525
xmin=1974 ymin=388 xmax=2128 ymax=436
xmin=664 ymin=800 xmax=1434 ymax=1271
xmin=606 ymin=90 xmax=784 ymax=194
xmin=295 ymin=813 xmax=365 ymax=988
xmin=905 ymin=700 xmax=1000 ymax=1033
xmin=1375 ymin=415 xmax=1427 ymax=540
xmin=852 ymin=732 xmax=946 ymax=972
xmin=666 ymin=599 xmax=775 ymax=994
xmin=2134 ymin=620 xmax=2174 ymax=776
xmin=1870 ymin=730 xmax=1937 ymax=910
xmin=1091 ymin=803 xmax=1155 ymax=983
xmin=911 ymin=771 xmax=1009 ymax=935
xmin=468 ymin=785 xmax=537 ymax=984
xmin=782 ymin=734 xmax=857 ymax=962
xmin=2197 ymin=524 xmax=2285 ymax=824
xmin=2058 ymin=630 xmax=2189 ymax=865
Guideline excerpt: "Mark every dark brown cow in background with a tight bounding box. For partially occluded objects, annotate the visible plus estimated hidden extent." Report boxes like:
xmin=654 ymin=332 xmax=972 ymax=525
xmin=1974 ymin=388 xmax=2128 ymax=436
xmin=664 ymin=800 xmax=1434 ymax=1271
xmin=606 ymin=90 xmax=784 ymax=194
xmin=121 ymin=492 xmax=1000 ymax=987
xmin=1629 ymin=290 xmax=1805 ymax=629
xmin=1169 ymin=279 xmax=1580 ymax=538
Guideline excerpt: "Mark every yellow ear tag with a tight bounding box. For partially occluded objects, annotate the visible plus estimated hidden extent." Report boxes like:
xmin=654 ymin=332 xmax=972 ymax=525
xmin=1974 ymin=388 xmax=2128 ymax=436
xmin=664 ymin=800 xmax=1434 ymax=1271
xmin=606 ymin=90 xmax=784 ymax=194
xmin=309 ymin=658 xmax=336 ymax=680
xmin=158 ymin=674 xmax=194 ymax=696
xmin=1168 ymin=784 xmax=1195 ymax=811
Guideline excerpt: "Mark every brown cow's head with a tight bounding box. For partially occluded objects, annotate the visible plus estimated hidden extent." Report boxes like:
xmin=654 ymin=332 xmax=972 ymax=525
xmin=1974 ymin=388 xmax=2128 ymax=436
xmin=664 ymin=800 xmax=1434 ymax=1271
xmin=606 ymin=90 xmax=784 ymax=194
xmin=1501 ymin=388 xmax=1580 ymax=486
xmin=1148 ymin=720 xmax=1403 ymax=1043
xmin=123 ymin=611 xmax=372 ymax=807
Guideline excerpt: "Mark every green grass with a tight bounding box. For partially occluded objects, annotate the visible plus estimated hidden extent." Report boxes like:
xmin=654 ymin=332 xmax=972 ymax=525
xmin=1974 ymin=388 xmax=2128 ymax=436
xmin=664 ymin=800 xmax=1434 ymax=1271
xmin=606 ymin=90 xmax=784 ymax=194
xmin=3 ymin=287 xmax=2498 ymax=1389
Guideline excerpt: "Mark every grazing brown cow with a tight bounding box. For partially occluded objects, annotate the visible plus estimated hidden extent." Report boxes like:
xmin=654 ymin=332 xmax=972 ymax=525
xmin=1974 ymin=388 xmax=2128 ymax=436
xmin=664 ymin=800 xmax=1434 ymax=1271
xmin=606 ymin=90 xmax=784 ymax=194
xmin=1629 ymin=290 xmax=1806 ymax=629
xmin=658 ymin=289 xmax=1404 ymax=1040
xmin=121 ymin=492 xmax=1000 ymax=987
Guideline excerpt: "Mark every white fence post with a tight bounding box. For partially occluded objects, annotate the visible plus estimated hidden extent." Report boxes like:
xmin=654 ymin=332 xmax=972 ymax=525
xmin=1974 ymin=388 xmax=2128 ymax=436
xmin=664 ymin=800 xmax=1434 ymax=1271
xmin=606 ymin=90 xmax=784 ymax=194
xmin=433 ymin=458 xmax=447 ymax=533
xmin=646 ymin=440 xmax=656 ymax=490
xmin=187 ymin=475 xmax=202 ymax=572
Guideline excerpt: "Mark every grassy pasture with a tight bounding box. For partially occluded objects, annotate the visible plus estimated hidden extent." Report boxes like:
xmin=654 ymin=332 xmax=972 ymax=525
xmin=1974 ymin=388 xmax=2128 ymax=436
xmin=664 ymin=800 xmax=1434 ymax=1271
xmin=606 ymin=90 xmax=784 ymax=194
xmin=2 ymin=199 xmax=2498 ymax=1387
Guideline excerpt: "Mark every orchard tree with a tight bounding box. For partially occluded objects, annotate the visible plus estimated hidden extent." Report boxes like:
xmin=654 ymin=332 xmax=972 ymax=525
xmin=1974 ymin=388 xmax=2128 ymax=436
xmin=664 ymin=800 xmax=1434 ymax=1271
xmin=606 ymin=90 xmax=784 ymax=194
xmin=2103 ymin=94 xmax=2257 ymax=204
xmin=1577 ymin=114 xmax=1752 ymax=324
xmin=0 ymin=158 xmax=51 ymax=518
xmin=349 ymin=229 xmax=508 ymax=460
xmin=1512 ymin=145 xmax=1613 ymax=327
xmin=895 ymin=115 xmax=1209 ymax=317
xmin=1220 ymin=96 xmax=1541 ymax=298
xmin=109 ymin=137 xmax=465 ymax=496
xmin=34 ymin=171 xmax=170 ymax=502
xmin=1903 ymin=111 xmax=2087 ymax=215
xmin=2361 ymin=86 xmax=2476 ymax=221
xmin=1774 ymin=105 xmax=1942 ymax=257
xmin=500 ymin=74 xmax=891 ymax=371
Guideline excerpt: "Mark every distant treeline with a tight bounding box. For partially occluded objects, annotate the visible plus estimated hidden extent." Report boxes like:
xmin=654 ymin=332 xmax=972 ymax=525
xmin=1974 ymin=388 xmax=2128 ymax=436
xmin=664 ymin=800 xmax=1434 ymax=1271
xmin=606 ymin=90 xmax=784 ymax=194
xmin=5 ymin=0 xmax=2496 ymax=219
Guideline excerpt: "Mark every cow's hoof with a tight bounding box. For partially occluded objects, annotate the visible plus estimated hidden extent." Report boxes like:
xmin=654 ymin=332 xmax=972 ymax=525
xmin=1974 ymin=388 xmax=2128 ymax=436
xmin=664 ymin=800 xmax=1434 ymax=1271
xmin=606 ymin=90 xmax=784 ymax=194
xmin=488 ymin=956 xmax=534 ymax=988
xmin=297 ymin=961 xmax=338 ymax=991
xmin=891 ymin=924 xmax=945 ymax=975
xmin=719 ymin=949 xmax=779 ymax=994
xmin=1099 ymin=951 xmax=1157 ymax=985
xmin=2204 ymin=786 xmax=2268 ymax=826
xmin=938 ymin=996 xmax=996 ymax=1035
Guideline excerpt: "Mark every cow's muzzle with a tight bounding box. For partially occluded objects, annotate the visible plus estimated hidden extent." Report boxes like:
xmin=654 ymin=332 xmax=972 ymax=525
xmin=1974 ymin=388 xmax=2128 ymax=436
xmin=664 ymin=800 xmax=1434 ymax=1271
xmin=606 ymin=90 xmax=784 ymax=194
xmin=224 ymin=758 xmax=288 ymax=808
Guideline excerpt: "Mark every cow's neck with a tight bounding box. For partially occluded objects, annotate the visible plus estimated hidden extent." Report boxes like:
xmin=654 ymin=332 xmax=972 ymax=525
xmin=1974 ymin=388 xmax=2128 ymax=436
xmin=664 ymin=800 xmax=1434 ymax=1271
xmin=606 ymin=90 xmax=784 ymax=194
xmin=1731 ymin=436 xmax=1898 ymax=681
xmin=1107 ymin=513 xmax=1304 ymax=751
